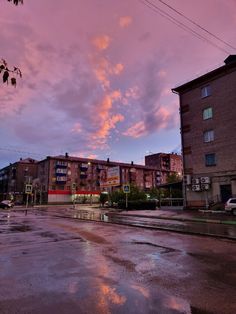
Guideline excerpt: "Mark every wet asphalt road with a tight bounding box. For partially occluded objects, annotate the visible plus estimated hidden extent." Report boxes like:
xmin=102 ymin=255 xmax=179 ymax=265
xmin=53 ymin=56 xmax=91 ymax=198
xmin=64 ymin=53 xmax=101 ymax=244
xmin=0 ymin=208 xmax=236 ymax=314
xmin=38 ymin=207 xmax=236 ymax=240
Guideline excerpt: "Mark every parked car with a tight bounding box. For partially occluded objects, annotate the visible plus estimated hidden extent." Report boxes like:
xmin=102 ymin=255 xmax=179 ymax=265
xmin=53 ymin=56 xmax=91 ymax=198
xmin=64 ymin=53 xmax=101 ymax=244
xmin=224 ymin=198 xmax=236 ymax=215
xmin=0 ymin=200 xmax=14 ymax=209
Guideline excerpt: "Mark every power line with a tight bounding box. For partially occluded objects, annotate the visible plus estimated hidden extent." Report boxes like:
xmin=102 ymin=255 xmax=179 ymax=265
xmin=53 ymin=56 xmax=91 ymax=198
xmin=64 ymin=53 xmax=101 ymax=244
xmin=0 ymin=147 xmax=44 ymax=158
xmin=157 ymin=0 xmax=236 ymax=51
xmin=140 ymin=0 xmax=231 ymax=54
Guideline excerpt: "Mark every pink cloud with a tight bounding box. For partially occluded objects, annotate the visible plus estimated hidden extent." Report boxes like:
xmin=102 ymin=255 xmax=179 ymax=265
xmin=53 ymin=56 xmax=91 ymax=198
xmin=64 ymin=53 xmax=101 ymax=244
xmin=123 ymin=121 xmax=146 ymax=138
xmin=92 ymin=35 xmax=111 ymax=51
xmin=119 ymin=16 xmax=133 ymax=28
xmin=92 ymin=56 xmax=124 ymax=89
xmin=71 ymin=122 xmax=82 ymax=133
xmin=123 ymin=105 xmax=178 ymax=138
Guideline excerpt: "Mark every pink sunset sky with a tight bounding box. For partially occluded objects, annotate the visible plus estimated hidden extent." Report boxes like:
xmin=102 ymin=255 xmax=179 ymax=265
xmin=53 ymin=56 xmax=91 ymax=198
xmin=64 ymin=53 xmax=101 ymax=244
xmin=0 ymin=0 xmax=236 ymax=168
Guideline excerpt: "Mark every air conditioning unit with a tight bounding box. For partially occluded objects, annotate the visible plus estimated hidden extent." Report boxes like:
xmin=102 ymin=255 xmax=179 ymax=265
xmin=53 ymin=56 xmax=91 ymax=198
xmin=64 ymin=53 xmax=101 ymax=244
xmin=192 ymin=184 xmax=201 ymax=192
xmin=192 ymin=178 xmax=200 ymax=185
xmin=200 ymin=177 xmax=210 ymax=184
xmin=201 ymin=183 xmax=210 ymax=190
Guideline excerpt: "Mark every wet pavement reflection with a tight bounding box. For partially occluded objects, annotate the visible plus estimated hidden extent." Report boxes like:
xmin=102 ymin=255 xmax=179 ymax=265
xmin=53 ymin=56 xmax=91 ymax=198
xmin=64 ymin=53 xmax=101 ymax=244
xmin=69 ymin=209 xmax=236 ymax=240
xmin=0 ymin=208 xmax=235 ymax=313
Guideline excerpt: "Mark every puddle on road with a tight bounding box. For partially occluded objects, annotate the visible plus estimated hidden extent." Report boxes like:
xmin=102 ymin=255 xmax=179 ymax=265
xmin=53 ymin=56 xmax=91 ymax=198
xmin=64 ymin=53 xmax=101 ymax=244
xmin=105 ymin=254 xmax=136 ymax=272
xmin=39 ymin=231 xmax=58 ymax=238
xmin=131 ymin=241 xmax=177 ymax=254
xmin=70 ymin=210 xmax=236 ymax=239
xmin=10 ymin=225 xmax=32 ymax=232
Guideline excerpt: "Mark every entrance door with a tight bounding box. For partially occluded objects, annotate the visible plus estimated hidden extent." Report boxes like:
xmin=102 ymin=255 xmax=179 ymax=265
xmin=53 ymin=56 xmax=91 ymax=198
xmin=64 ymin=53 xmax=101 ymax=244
xmin=220 ymin=184 xmax=232 ymax=203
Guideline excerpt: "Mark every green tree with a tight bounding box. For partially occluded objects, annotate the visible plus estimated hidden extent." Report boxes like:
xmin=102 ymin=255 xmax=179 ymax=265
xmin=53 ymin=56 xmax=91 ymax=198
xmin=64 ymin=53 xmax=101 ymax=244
xmin=110 ymin=189 xmax=125 ymax=203
xmin=129 ymin=185 xmax=146 ymax=201
xmin=99 ymin=193 xmax=108 ymax=207
xmin=148 ymin=187 xmax=160 ymax=199
xmin=110 ymin=185 xmax=147 ymax=204
xmin=166 ymin=173 xmax=181 ymax=184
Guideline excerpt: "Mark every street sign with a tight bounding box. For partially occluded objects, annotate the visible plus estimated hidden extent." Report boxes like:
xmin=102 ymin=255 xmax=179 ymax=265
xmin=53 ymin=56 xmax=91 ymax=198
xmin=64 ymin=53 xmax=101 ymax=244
xmin=25 ymin=184 xmax=32 ymax=194
xmin=123 ymin=185 xmax=130 ymax=193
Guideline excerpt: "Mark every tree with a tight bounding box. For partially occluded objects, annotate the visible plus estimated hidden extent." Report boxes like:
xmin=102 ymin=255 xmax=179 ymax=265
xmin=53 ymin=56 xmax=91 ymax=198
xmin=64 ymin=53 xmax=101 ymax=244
xmin=100 ymin=192 xmax=108 ymax=207
xmin=166 ymin=172 xmax=181 ymax=184
xmin=1 ymin=0 xmax=23 ymax=86
xmin=7 ymin=0 xmax=23 ymax=5
xmin=110 ymin=185 xmax=147 ymax=204
xmin=0 ymin=59 xmax=22 ymax=87
xmin=148 ymin=187 xmax=160 ymax=199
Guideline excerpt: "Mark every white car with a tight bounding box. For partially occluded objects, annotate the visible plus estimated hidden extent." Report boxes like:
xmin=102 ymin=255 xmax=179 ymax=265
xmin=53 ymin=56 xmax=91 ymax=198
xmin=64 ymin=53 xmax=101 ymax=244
xmin=225 ymin=198 xmax=236 ymax=215
xmin=0 ymin=200 xmax=14 ymax=209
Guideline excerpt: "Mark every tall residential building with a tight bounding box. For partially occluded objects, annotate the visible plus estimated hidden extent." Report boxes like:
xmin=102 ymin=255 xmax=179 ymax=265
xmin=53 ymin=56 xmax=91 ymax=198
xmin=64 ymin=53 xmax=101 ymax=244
xmin=38 ymin=154 xmax=158 ymax=204
xmin=172 ymin=55 xmax=236 ymax=208
xmin=145 ymin=153 xmax=182 ymax=185
xmin=0 ymin=158 xmax=38 ymax=203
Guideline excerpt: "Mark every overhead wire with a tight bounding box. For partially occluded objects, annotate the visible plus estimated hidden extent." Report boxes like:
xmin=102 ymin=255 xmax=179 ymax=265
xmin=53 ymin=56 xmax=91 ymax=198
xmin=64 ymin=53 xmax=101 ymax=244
xmin=0 ymin=147 xmax=45 ymax=158
xmin=157 ymin=0 xmax=236 ymax=51
xmin=140 ymin=0 xmax=231 ymax=54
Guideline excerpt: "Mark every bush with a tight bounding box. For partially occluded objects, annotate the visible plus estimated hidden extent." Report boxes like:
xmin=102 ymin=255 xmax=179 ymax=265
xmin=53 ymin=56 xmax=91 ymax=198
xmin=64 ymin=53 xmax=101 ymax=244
xmin=117 ymin=200 xmax=156 ymax=210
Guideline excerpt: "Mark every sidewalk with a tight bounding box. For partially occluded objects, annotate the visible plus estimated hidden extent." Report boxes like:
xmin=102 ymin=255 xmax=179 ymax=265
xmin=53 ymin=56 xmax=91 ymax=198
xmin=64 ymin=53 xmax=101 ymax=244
xmin=10 ymin=204 xmax=236 ymax=225
xmin=71 ymin=204 xmax=236 ymax=225
xmin=106 ymin=207 xmax=236 ymax=225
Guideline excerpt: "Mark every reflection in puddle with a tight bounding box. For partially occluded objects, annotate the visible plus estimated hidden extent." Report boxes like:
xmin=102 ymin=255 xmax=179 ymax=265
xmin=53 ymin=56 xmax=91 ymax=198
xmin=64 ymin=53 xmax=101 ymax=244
xmin=71 ymin=210 xmax=236 ymax=239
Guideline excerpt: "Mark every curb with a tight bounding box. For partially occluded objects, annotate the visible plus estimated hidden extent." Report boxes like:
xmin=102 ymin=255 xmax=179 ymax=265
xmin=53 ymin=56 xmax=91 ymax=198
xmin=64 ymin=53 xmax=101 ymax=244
xmin=52 ymin=213 xmax=236 ymax=241
xmin=107 ymin=212 xmax=236 ymax=226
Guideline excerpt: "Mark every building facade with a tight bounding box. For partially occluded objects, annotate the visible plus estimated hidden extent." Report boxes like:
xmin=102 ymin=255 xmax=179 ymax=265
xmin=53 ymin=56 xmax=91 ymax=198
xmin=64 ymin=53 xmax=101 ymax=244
xmin=0 ymin=158 xmax=38 ymax=203
xmin=38 ymin=154 xmax=158 ymax=204
xmin=173 ymin=55 xmax=236 ymax=208
xmin=145 ymin=153 xmax=182 ymax=185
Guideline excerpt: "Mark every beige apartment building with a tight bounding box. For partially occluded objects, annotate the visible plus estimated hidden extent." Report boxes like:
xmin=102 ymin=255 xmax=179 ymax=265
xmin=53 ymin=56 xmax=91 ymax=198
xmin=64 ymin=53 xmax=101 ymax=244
xmin=145 ymin=153 xmax=182 ymax=185
xmin=172 ymin=55 xmax=236 ymax=208
xmin=38 ymin=154 xmax=158 ymax=204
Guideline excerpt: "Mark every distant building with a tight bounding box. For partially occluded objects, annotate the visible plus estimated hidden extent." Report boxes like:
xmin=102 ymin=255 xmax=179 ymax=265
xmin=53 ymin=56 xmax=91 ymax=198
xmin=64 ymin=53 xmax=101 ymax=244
xmin=145 ymin=153 xmax=182 ymax=185
xmin=172 ymin=55 xmax=236 ymax=208
xmin=38 ymin=154 xmax=158 ymax=204
xmin=0 ymin=158 xmax=38 ymax=203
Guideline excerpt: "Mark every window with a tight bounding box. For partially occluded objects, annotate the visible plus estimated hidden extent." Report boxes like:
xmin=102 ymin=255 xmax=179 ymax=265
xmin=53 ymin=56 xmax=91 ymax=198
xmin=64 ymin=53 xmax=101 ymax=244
xmin=203 ymin=130 xmax=214 ymax=142
xmin=205 ymin=153 xmax=216 ymax=166
xmin=203 ymin=107 xmax=213 ymax=120
xmin=201 ymin=85 xmax=211 ymax=98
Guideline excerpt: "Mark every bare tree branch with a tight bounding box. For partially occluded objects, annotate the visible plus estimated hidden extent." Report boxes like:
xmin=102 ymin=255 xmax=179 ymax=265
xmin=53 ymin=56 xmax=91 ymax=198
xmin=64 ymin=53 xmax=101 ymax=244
xmin=7 ymin=0 xmax=24 ymax=5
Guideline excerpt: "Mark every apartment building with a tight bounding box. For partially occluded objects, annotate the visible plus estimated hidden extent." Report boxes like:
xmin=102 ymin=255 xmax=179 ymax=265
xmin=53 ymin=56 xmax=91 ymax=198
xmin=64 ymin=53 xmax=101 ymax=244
xmin=172 ymin=55 xmax=236 ymax=208
xmin=145 ymin=153 xmax=182 ymax=185
xmin=38 ymin=154 xmax=158 ymax=204
xmin=0 ymin=158 xmax=38 ymax=203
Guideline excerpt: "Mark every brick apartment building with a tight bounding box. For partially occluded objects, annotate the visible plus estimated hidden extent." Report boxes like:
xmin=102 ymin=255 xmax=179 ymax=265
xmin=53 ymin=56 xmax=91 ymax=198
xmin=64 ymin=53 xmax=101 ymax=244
xmin=145 ymin=153 xmax=182 ymax=185
xmin=0 ymin=158 xmax=38 ymax=203
xmin=172 ymin=55 xmax=236 ymax=208
xmin=38 ymin=154 xmax=158 ymax=204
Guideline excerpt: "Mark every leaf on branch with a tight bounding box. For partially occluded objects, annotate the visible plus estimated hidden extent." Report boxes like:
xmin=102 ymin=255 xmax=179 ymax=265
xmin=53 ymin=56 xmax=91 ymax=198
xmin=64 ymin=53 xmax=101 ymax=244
xmin=1 ymin=59 xmax=7 ymax=66
xmin=13 ymin=67 xmax=22 ymax=77
xmin=7 ymin=0 xmax=24 ymax=6
xmin=3 ymin=70 xmax=9 ymax=83
xmin=1 ymin=59 xmax=22 ymax=86
xmin=11 ymin=77 xmax=17 ymax=87
xmin=0 ymin=65 xmax=5 ymax=73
